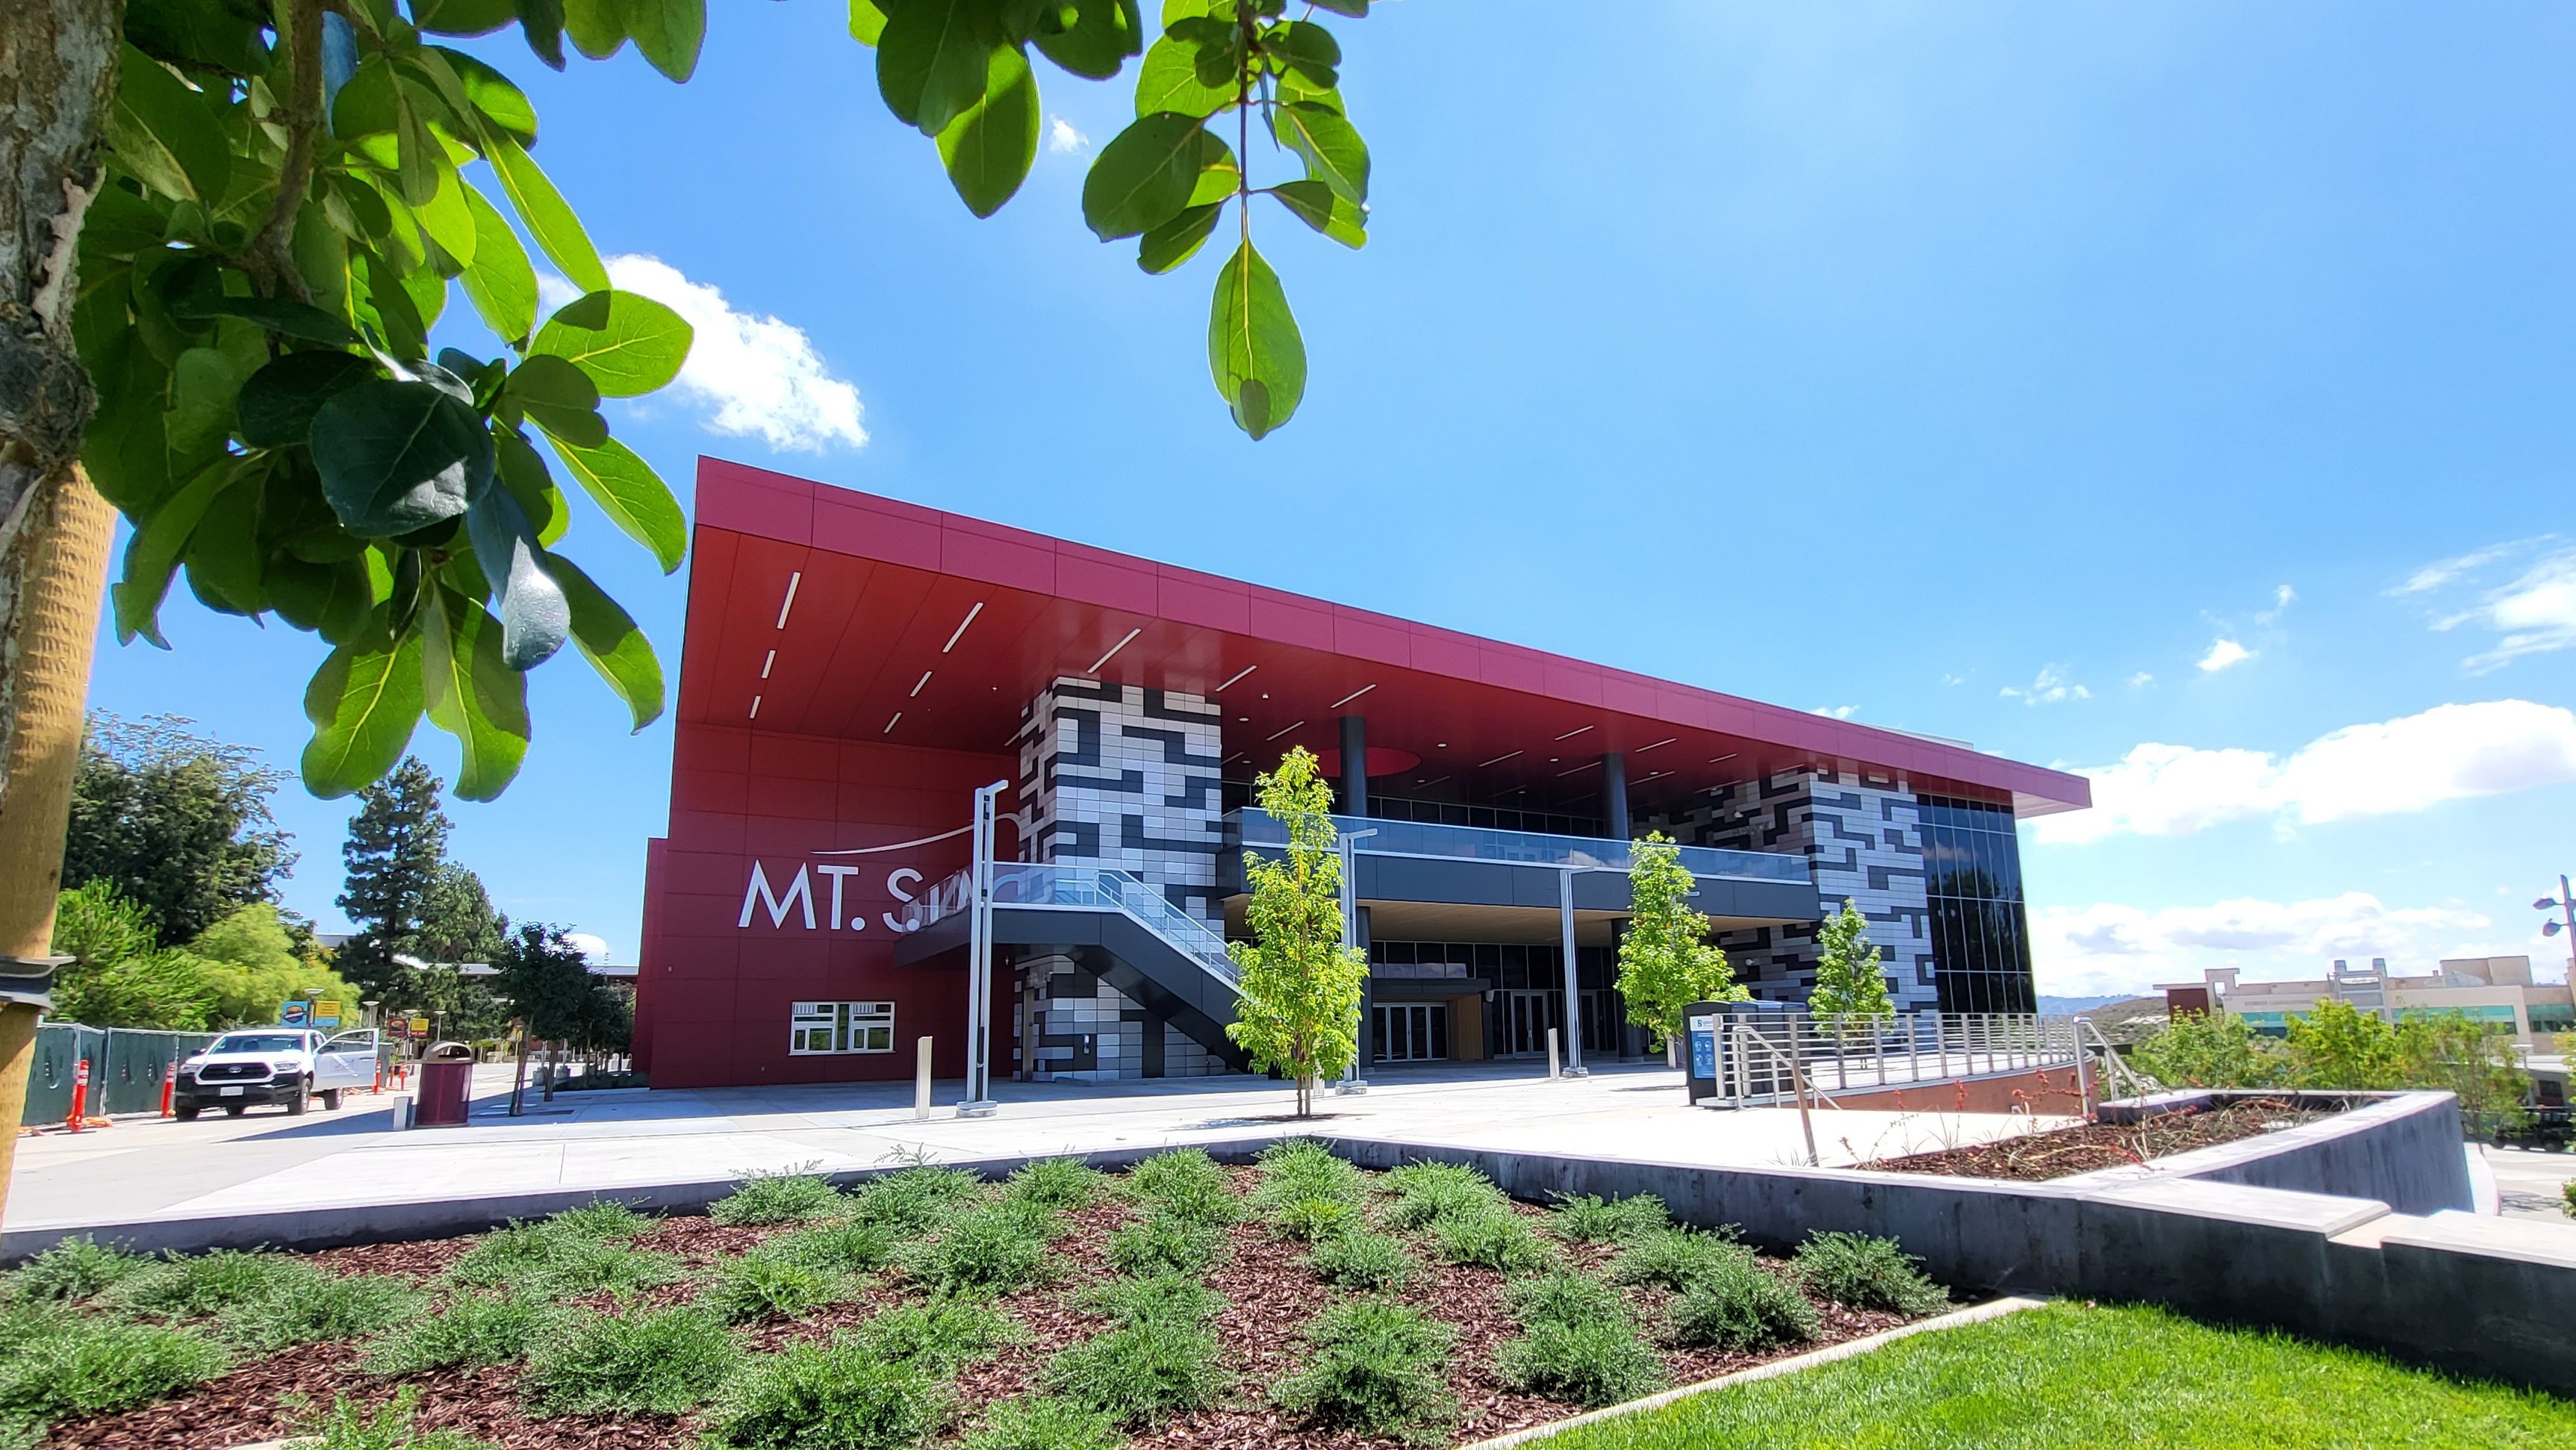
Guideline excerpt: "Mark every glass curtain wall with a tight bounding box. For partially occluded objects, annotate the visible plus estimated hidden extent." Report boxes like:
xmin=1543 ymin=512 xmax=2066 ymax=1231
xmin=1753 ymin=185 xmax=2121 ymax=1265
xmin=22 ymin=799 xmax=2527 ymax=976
xmin=1915 ymin=794 xmax=2038 ymax=1015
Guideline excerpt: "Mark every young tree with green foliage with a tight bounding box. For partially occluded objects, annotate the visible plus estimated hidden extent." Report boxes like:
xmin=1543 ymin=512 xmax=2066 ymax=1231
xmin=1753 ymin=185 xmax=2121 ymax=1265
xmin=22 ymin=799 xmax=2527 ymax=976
xmin=1614 ymin=832 xmax=1746 ymax=1049
xmin=2285 ymin=998 xmax=2404 ymax=1089
xmin=1808 ymin=898 xmax=1893 ymax=1022
xmin=2127 ymin=1010 xmax=2289 ymax=1089
xmin=2390 ymin=1011 xmax=2529 ymax=1123
xmin=336 ymin=756 xmax=452 ymax=1004
xmin=62 ymin=712 xmax=293 ymax=941
xmin=187 ymin=901 xmax=361 ymax=1026
xmin=1226 ymin=746 xmax=1366 ymax=1118
xmin=494 ymin=921 xmax=629 ymax=1050
xmin=46 ymin=880 xmax=215 ymax=1028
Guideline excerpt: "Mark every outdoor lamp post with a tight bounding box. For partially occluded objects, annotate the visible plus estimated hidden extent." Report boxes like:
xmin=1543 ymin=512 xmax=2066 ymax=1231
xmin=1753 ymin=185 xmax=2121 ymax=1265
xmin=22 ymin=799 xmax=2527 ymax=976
xmin=1553 ymin=858 xmax=1625 ymax=1079
xmin=1334 ymin=827 xmax=1378 ymax=1095
xmin=2535 ymin=875 xmax=2576 ymax=979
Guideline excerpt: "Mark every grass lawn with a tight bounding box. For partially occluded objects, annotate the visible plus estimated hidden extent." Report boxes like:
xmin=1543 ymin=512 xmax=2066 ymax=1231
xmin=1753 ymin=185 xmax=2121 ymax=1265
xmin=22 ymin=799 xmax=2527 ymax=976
xmin=1544 ymin=1301 xmax=2576 ymax=1450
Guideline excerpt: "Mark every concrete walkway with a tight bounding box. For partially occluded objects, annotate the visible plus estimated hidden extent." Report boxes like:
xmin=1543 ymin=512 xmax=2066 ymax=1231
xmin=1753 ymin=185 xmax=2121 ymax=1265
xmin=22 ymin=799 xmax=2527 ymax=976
xmin=6 ymin=1061 xmax=2072 ymax=1232
xmin=2484 ymin=1144 xmax=2576 ymax=1223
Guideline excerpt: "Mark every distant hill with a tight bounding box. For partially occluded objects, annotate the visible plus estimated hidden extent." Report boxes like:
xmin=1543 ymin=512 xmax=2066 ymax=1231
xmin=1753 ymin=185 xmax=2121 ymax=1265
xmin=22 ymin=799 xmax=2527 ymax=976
xmin=2037 ymin=994 xmax=2132 ymax=1016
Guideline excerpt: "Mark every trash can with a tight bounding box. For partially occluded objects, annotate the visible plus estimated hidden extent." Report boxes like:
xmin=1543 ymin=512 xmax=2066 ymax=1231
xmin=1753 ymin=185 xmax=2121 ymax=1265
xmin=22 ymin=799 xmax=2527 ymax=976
xmin=414 ymin=1042 xmax=476 ymax=1127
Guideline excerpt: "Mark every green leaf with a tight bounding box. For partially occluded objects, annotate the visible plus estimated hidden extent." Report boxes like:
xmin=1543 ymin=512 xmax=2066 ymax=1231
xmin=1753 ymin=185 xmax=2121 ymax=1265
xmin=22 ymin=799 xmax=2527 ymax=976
xmin=237 ymin=351 xmax=376 ymax=448
xmin=1276 ymin=67 xmax=1340 ymax=113
xmin=1081 ymin=111 xmax=1206 ymax=240
xmin=850 ymin=0 xmax=890 ymax=45
xmin=542 ymin=554 xmax=665 ymax=730
xmin=173 ymin=293 xmax=361 ymax=347
xmin=127 ymin=0 xmax=276 ymax=74
xmin=482 ymin=129 xmax=609 ymax=293
xmin=457 ymin=182 xmax=539 ymax=343
xmin=413 ymin=0 xmax=518 ymax=34
xmin=517 ymin=0 xmax=569 ymax=69
xmin=464 ymin=485 xmax=571 ymax=670
xmin=430 ymin=46 xmax=538 ymax=143
xmin=267 ymin=554 xmax=379 ymax=644
xmin=167 ymin=346 xmax=243 ymax=453
xmin=1262 ymin=19 xmax=1338 ymax=85
xmin=1307 ymin=0 xmax=1366 ymax=13
xmin=1134 ymin=34 xmax=1236 ymax=118
xmin=1185 ymin=128 xmax=1237 ymax=204
xmin=1271 ymin=178 xmax=1365 ymax=248
xmin=879 ymin=0 xmax=995 ymax=136
xmin=938 ymin=45 xmax=1042 ymax=218
xmin=505 ymin=353 xmax=609 ymax=447
xmin=548 ymin=436 xmax=687 ymax=573
xmin=308 ymin=379 xmax=491 ymax=536
xmin=495 ymin=429 xmax=570 ymax=546
xmin=415 ymin=168 xmax=479 ymax=267
xmin=1033 ymin=0 xmax=1142 ymax=78
xmin=624 ymin=0 xmax=707 ymax=81
xmin=106 ymin=44 xmax=230 ymax=205
xmin=561 ymin=0 xmax=627 ymax=59
xmin=393 ymin=84 xmax=446 ymax=207
xmin=302 ymin=629 xmax=428 ymax=798
xmin=422 ymin=587 xmax=532 ymax=800
xmin=1272 ymin=100 xmax=1367 ymax=205
xmin=111 ymin=457 xmax=237 ymax=647
xmin=531 ymin=290 xmax=692 ymax=398
xmin=1207 ymin=238 xmax=1304 ymax=440
xmin=181 ymin=463 xmax=270 ymax=616
xmin=1138 ymin=202 xmax=1222 ymax=274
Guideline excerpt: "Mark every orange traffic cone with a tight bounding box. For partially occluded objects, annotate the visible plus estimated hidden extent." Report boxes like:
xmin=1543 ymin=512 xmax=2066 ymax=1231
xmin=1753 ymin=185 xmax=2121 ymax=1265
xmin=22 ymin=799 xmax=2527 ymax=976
xmin=65 ymin=1060 xmax=89 ymax=1133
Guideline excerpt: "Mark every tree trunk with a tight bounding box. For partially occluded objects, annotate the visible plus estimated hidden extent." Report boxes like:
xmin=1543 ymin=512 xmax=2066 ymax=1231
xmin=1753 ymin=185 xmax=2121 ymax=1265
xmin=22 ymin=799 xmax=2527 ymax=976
xmin=0 ymin=0 xmax=125 ymax=1218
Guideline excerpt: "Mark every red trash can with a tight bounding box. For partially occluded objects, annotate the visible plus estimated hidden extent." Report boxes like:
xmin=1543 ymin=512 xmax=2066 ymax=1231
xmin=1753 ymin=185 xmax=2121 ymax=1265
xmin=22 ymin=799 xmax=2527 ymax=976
xmin=414 ymin=1042 xmax=476 ymax=1127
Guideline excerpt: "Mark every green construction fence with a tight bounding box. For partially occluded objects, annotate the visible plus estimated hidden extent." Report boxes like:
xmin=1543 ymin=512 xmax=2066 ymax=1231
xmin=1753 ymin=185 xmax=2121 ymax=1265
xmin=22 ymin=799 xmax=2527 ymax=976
xmin=21 ymin=1023 xmax=220 ymax=1124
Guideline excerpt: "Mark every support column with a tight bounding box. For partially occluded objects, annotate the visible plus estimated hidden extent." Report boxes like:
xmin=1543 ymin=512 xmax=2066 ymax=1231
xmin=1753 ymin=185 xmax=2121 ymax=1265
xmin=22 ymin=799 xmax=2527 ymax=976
xmin=1602 ymin=751 xmax=1630 ymax=840
xmin=1559 ymin=868 xmax=1585 ymax=1075
xmin=1338 ymin=715 xmax=1368 ymax=818
xmin=1355 ymin=903 xmax=1375 ymax=1071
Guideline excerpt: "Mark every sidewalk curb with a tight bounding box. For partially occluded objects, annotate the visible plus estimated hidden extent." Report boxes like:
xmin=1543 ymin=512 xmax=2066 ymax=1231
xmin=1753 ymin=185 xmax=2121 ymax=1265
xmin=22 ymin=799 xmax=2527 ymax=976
xmin=1456 ymin=1295 xmax=2050 ymax=1449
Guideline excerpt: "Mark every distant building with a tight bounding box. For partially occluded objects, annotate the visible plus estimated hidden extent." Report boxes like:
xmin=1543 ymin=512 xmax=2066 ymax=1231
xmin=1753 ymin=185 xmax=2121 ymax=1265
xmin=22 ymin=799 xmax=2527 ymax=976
xmin=2163 ymin=956 xmax=2576 ymax=1049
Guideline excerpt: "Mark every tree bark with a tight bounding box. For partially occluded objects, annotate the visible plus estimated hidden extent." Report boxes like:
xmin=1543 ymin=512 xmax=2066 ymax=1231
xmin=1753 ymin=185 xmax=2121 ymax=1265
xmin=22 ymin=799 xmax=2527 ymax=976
xmin=0 ymin=0 xmax=126 ymax=1216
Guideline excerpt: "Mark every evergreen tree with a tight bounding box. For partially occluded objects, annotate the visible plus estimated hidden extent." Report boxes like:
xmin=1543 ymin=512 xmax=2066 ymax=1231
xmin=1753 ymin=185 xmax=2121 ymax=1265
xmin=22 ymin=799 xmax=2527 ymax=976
xmin=1615 ymin=833 xmax=1746 ymax=1048
xmin=1808 ymin=899 xmax=1895 ymax=1021
xmin=495 ymin=924 xmax=630 ymax=1051
xmin=1225 ymin=747 xmax=1368 ymax=1118
xmin=62 ymin=712 xmax=294 ymax=942
xmin=336 ymin=758 xmax=453 ymax=1004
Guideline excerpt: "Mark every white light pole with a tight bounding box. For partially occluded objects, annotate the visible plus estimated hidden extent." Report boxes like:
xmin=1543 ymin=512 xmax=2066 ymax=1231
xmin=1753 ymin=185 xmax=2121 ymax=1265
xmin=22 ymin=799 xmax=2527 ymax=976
xmin=2536 ymin=874 xmax=2576 ymax=983
xmin=957 ymin=780 xmax=1008 ymax=1118
xmin=1334 ymin=827 xmax=1378 ymax=1095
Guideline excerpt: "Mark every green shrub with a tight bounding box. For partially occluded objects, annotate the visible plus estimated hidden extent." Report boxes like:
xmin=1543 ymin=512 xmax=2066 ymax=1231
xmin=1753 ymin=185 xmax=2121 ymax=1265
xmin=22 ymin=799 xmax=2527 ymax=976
xmin=1381 ymin=1162 xmax=1506 ymax=1230
xmin=363 ymin=1292 xmax=552 ymax=1376
xmin=1004 ymin=1157 xmax=1107 ymax=1213
xmin=965 ymin=1395 xmax=1126 ymax=1450
xmin=1044 ymin=1316 xmax=1225 ymax=1428
xmin=1252 ymin=1141 xmax=1366 ymax=1213
xmin=446 ymin=1222 xmax=683 ymax=1299
xmin=844 ymin=1300 xmax=1014 ymax=1375
xmin=703 ymin=1250 xmax=849 ymax=1323
xmin=1305 ymin=1230 xmax=1413 ymax=1291
xmin=1496 ymin=1319 xmax=1668 ymax=1407
xmin=1667 ymin=1256 xmax=1822 ymax=1351
xmin=710 ymin=1171 xmax=845 ymax=1226
xmin=850 ymin=1165 xmax=985 ymax=1234
xmin=543 ymin=1199 xmax=654 ymax=1240
xmin=7 ymin=1236 xmax=151 ymax=1302
xmin=1272 ymin=1298 xmax=1457 ymax=1438
xmin=218 ymin=1272 xmax=428 ymax=1350
xmin=519 ymin=1304 xmax=739 ymax=1416
xmin=0 ymin=1298 xmax=73 ymax=1357
xmin=1431 ymin=1210 xmax=1560 ymax=1273
xmin=1268 ymin=1198 xmax=1356 ymax=1244
xmin=1503 ymin=1270 xmax=1628 ymax=1330
xmin=1547 ymin=1192 xmax=1670 ymax=1243
xmin=1123 ymin=1149 xmax=1238 ymax=1225
xmin=100 ymin=1248 xmax=323 ymax=1319
xmin=703 ymin=1338 xmax=948 ymax=1450
xmin=767 ymin=1219 xmax=898 ymax=1276
xmin=302 ymin=1387 xmax=500 ymax=1450
xmin=1792 ymin=1231 xmax=1947 ymax=1315
xmin=1073 ymin=1274 xmax=1223 ymax=1328
xmin=0 ymin=1318 xmax=230 ymax=1424
xmin=903 ymin=1204 xmax=1055 ymax=1295
xmin=1105 ymin=1213 xmax=1227 ymax=1278
xmin=1609 ymin=1227 xmax=1749 ymax=1292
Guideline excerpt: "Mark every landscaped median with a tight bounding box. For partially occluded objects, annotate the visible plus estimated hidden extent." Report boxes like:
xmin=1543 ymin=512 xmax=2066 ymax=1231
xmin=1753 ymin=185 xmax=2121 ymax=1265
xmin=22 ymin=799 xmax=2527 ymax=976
xmin=4 ymin=1145 xmax=1959 ymax=1449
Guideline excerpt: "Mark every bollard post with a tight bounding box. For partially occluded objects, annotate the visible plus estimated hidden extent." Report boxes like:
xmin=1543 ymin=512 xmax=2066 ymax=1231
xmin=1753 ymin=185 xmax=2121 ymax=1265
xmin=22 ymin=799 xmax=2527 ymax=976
xmin=66 ymin=1059 xmax=88 ymax=1132
xmin=915 ymin=1036 xmax=933 ymax=1121
xmin=158 ymin=1068 xmax=173 ymax=1118
xmin=1546 ymin=1027 xmax=1561 ymax=1082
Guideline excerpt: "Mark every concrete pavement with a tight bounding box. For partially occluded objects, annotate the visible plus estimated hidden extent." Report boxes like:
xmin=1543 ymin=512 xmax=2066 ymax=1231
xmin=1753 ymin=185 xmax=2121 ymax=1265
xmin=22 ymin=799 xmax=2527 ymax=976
xmin=5 ymin=1060 xmax=2073 ymax=1232
xmin=2484 ymin=1144 xmax=2576 ymax=1223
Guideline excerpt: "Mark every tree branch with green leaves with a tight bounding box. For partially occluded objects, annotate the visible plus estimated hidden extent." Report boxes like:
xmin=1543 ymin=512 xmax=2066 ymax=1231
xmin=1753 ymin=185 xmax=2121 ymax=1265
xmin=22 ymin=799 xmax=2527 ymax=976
xmin=1615 ymin=831 xmax=1746 ymax=1048
xmin=1226 ymin=744 xmax=1365 ymax=1117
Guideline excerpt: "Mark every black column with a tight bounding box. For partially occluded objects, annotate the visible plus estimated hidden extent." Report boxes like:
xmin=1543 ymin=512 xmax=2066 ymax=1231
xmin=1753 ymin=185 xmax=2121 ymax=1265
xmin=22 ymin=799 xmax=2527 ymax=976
xmin=1602 ymin=751 xmax=1630 ymax=839
xmin=1339 ymin=714 xmax=1368 ymax=818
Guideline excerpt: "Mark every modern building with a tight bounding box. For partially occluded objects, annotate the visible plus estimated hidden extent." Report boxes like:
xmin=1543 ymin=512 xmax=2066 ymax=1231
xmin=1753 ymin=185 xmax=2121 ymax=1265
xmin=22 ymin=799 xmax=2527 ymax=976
xmin=2164 ymin=956 xmax=2576 ymax=1050
xmin=632 ymin=461 xmax=2092 ymax=1089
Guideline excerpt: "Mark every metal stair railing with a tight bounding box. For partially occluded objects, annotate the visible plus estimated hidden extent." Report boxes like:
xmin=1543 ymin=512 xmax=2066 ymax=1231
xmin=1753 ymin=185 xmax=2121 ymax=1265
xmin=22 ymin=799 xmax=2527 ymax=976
xmin=903 ymin=865 xmax=1239 ymax=991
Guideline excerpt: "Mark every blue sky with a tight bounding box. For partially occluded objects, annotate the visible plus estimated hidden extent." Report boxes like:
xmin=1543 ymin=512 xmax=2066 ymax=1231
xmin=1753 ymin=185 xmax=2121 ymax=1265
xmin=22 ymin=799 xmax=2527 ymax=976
xmin=91 ymin=1 xmax=2576 ymax=995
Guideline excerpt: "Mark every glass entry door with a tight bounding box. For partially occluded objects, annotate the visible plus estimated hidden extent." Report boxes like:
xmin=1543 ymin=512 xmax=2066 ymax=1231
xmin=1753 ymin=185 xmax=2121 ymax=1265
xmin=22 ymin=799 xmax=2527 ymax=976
xmin=1500 ymin=990 xmax=1562 ymax=1057
xmin=1372 ymin=1003 xmax=1450 ymax=1062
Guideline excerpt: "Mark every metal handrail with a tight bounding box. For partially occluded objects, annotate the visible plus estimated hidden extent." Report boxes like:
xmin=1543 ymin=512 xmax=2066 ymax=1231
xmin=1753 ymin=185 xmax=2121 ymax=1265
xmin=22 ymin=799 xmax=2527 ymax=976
xmin=2073 ymin=1015 xmax=2152 ymax=1101
xmin=1731 ymin=1024 xmax=1828 ymax=1165
xmin=903 ymin=865 xmax=1240 ymax=990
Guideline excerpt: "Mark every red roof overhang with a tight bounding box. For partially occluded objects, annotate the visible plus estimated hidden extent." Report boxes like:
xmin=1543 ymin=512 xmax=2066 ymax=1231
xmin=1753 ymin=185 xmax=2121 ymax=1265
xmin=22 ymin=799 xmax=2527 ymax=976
xmin=677 ymin=459 xmax=2092 ymax=821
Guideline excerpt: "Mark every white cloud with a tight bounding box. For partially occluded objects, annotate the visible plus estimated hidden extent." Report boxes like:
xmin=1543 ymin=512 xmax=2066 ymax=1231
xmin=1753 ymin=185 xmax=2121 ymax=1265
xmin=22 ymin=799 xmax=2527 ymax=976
xmin=542 ymin=255 xmax=868 ymax=452
xmin=2029 ymin=892 xmax=2534 ymax=998
xmin=2127 ymin=671 xmax=2154 ymax=688
xmin=1811 ymin=704 xmax=1858 ymax=720
xmin=2394 ymin=538 xmax=2576 ymax=673
xmin=2394 ymin=544 xmax=2516 ymax=597
xmin=2197 ymin=638 xmax=2252 ymax=673
xmin=1048 ymin=116 xmax=1089 ymax=154
xmin=2035 ymin=699 xmax=2576 ymax=845
xmin=1939 ymin=673 xmax=1964 ymax=687
xmin=2254 ymin=584 xmax=2296 ymax=625
xmin=1999 ymin=665 xmax=2089 ymax=707
xmin=564 ymin=931 xmax=610 ymax=962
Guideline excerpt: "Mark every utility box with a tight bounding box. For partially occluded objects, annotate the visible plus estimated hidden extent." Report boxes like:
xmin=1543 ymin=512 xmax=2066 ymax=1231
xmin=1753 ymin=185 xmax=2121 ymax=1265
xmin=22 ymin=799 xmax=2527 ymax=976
xmin=414 ymin=1041 xmax=476 ymax=1127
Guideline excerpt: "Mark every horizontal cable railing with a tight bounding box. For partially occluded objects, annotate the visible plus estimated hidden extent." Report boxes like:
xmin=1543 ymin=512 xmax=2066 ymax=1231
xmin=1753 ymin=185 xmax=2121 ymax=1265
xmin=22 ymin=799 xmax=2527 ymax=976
xmin=901 ymin=865 xmax=1239 ymax=989
xmin=1707 ymin=1010 xmax=2087 ymax=1108
xmin=1225 ymin=809 xmax=1811 ymax=883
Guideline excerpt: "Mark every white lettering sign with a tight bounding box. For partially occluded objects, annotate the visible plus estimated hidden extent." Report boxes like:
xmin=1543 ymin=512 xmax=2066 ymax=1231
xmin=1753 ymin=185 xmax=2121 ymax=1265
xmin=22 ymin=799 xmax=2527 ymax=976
xmin=736 ymin=862 xmax=932 ymax=933
xmin=738 ymin=862 xmax=815 ymax=930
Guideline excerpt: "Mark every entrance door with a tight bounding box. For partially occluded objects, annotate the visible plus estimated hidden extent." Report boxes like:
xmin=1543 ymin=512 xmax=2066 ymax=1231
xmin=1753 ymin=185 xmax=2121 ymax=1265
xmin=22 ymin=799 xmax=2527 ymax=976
xmin=1372 ymin=1004 xmax=1450 ymax=1062
xmin=1500 ymin=991 xmax=1561 ymax=1057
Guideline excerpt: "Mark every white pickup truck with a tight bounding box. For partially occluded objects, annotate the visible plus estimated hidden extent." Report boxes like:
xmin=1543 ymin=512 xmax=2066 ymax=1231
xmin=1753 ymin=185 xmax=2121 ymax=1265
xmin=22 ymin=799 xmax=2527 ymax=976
xmin=172 ymin=1028 xmax=380 ymax=1118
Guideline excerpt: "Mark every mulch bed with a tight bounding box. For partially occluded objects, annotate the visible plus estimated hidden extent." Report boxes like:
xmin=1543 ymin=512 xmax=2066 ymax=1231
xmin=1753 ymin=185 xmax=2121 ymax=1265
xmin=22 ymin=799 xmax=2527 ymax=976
xmin=52 ymin=1166 xmax=1918 ymax=1450
xmin=1864 ymin=1098 xmax=2333 ymax=1181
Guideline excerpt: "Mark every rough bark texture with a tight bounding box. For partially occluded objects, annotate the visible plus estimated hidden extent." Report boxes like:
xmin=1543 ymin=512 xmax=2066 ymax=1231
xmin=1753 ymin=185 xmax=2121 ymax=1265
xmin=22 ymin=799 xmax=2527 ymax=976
xmin=0 ymin=0 xmax=126 ymax=1207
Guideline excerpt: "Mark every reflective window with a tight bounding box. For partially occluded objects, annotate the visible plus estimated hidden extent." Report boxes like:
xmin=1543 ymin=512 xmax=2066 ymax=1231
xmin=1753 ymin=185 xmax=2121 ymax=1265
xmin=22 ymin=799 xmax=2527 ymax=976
xmin=1914 ymin=795 xmax=2035 ymax=1015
